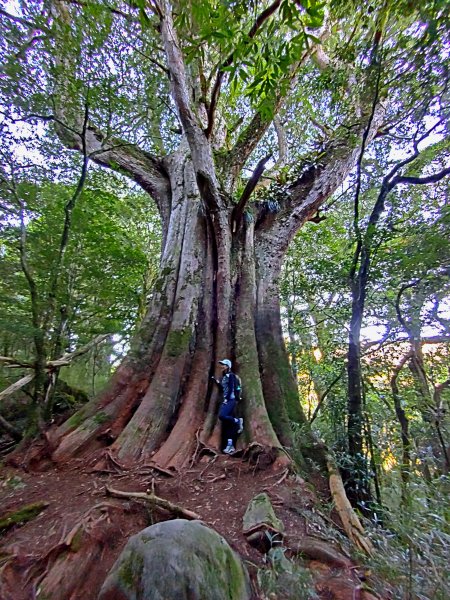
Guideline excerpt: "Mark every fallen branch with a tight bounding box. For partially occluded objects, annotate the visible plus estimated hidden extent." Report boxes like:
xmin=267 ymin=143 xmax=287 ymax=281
xmin=327 ymin=457 xmax=374 ymax=555
xmin=0 ymin=356 xmax=33 ymax=368
xmin=207 ymin=473 xmax=225 ymax=483
xmin=105 ymin=486 xmax=201 ymax=520
xmin=47 ymin=334 xmax=110 ymax=367
xmin=0 ymin=335 xmax=109 ymax=405
xmin=0 ymin=373 xmax=35 ymax=403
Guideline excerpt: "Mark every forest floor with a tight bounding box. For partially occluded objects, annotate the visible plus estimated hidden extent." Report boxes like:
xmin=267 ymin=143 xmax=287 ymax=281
xmin=0 ymin=448 xmax=385 ymax=600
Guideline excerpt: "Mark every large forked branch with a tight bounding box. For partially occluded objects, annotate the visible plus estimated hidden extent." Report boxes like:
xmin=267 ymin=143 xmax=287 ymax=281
xmin=157 ymin=0 xmax=222 ymax=211
xmin=50 ymin=0 xmax=170 ymax=212
xmin=255 ymin=102 xmax=386 ymax=266
xmin=205 ymin=0 xmax=282 ymax=138
xmin=224 ymin=37 xmax=329 ymax=187
xmin=54 ymin=118 xmax=170 ymax=210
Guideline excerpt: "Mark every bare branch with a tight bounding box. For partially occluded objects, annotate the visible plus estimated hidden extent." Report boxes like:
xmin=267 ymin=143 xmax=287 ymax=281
xmin=394 ymin=166 xmax=450 ymax=187
xmin=272 ymin=116 xmax=288 ymax=170
xmin=0 ymin=374 xmax=35 ymax=403
xmin=232 ymin=154 xmax=272 ymax=229
xmin=0 ymin=334 xmax=109 ymax=371
xmin=310 ymin=367 xmax=345 ymax=424
xmin=0 ymin=356 xmax=33 ymax=368
xmin=48 ymin=334 xmax=110 ymax=367
xmin=0 ymin=8 xmax=48 ymax=32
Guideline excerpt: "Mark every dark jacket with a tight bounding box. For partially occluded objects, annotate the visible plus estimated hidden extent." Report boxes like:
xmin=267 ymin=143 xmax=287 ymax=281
xmin=221 ymin=372 xmax=236 ymax=403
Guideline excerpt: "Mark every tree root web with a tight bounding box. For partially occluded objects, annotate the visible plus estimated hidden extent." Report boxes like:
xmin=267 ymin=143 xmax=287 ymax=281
xmin=24 ymin=502 xmax=123 ymax=596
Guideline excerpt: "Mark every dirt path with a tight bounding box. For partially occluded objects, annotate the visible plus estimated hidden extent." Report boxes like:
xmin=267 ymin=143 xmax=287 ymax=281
xmin=0 ymin=453 xmax=382 ymax=599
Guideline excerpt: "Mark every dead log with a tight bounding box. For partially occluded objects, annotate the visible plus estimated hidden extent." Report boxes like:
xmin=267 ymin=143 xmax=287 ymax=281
xmin=327 ymin=457 xmax=374 ymax=555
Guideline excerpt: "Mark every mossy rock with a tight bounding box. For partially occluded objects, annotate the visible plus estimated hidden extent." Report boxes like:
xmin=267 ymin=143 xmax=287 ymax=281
xmin=243 ymin=493 xmax=284 ymax=553
xmin=243 ymin=493 xmax=284 ymax=534
xmin=98 ymin=519 xmax=251 ymax=600
xmin=0 ymin=501 xmax=49 ymax=534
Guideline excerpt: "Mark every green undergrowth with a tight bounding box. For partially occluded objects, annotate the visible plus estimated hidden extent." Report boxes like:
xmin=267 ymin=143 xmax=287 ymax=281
xmin=256 ymin=547 xmax=318 ymax=600
xmin=363 ymin=475 xmax=450 ymax=600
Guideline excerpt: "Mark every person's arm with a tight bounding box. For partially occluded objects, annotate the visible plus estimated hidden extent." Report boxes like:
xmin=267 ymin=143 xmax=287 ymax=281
xmin=211 ymin=376 xmax=222 ymax=388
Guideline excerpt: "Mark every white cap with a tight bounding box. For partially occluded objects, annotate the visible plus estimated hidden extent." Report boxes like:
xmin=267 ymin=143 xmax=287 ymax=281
xmin=218 ymin=359 xmax=232 ymax=368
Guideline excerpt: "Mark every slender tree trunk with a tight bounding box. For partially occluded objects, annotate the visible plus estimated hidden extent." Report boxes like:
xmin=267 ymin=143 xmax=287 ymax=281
xmin=390 ymin=353 xmax=412 ymax=504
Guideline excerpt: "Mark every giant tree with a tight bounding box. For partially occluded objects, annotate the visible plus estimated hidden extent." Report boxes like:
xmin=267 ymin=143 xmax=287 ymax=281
xmin=1 ymin=0 xmax=447 ymax=471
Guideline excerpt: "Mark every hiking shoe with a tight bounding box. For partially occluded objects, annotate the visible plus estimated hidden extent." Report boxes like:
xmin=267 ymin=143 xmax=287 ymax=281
xmin=223 ymin=445 xmax=236 ymax=454
xmin=237 ymin=418 xmax=244 ymax=434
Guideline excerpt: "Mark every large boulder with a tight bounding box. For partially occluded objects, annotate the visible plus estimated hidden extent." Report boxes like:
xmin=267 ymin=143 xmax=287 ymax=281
xmin=98 ymin=519 xmax=251 ymax=600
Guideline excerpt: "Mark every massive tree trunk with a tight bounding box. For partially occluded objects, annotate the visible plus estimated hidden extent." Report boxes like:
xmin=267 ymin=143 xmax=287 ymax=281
xmin=48 ymin=149 xmax=299 ymax=468
xmin=47 ymin=132 xmax=381 ymax=470
xmin=41 ymin=0 xmax=385 ymax=473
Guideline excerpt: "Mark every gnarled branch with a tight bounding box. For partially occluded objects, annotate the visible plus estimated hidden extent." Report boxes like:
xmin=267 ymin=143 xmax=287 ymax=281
xmin=50 ymin=0 xmax=170 ymax=211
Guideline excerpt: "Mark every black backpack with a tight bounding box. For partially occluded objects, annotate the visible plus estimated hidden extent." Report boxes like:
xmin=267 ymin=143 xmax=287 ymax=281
xmin=230 ymin=372 xmax=242 ymax=402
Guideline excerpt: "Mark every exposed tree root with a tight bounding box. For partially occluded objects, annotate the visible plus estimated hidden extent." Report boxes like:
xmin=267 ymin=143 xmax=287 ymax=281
xmin=240 ymin=442 xmax=285 ymax=470
xmin=287 ymin=536 xmax=353 ymax=568
xmin=189 ymin=429 xmax=219 ymax=467
xmin=197 ymin=454 xmax=218 ymax=480
xmin=23 ymin=503 xmax=123 ymax=600
xmin=105 ymin=485 xmax=201 ymax=520
xmin=90 ymin=449 xmax=132 ymax=474
xmin=327 ymin=457 xmax=374 ymax=555
xmin=141 ymin=463 xmax=177 ymax=478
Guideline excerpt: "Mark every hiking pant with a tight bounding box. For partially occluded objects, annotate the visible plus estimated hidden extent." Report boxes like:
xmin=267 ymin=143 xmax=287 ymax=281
xmin=219 ymin=400 xmax=238 ymax=442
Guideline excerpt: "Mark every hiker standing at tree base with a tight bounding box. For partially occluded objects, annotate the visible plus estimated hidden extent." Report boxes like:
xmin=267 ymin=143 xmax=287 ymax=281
xmin=212 ymin=359 xmax=243 ymax=454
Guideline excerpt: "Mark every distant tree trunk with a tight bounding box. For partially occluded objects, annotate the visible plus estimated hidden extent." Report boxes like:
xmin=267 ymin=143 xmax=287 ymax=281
xmin=346 ymin=276 xmax=373 ymax=511
xmin=396 ymin=286 xmax=450 ymax=474
xmin=390 ymin=352 xmax=412 ymax=503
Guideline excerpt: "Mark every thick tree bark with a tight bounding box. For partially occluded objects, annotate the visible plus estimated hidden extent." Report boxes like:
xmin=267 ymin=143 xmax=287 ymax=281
xmin=40 ymin=0 xmax=387 ymax=472
xmin=48 ymin=139 xmax=380 ymax=469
